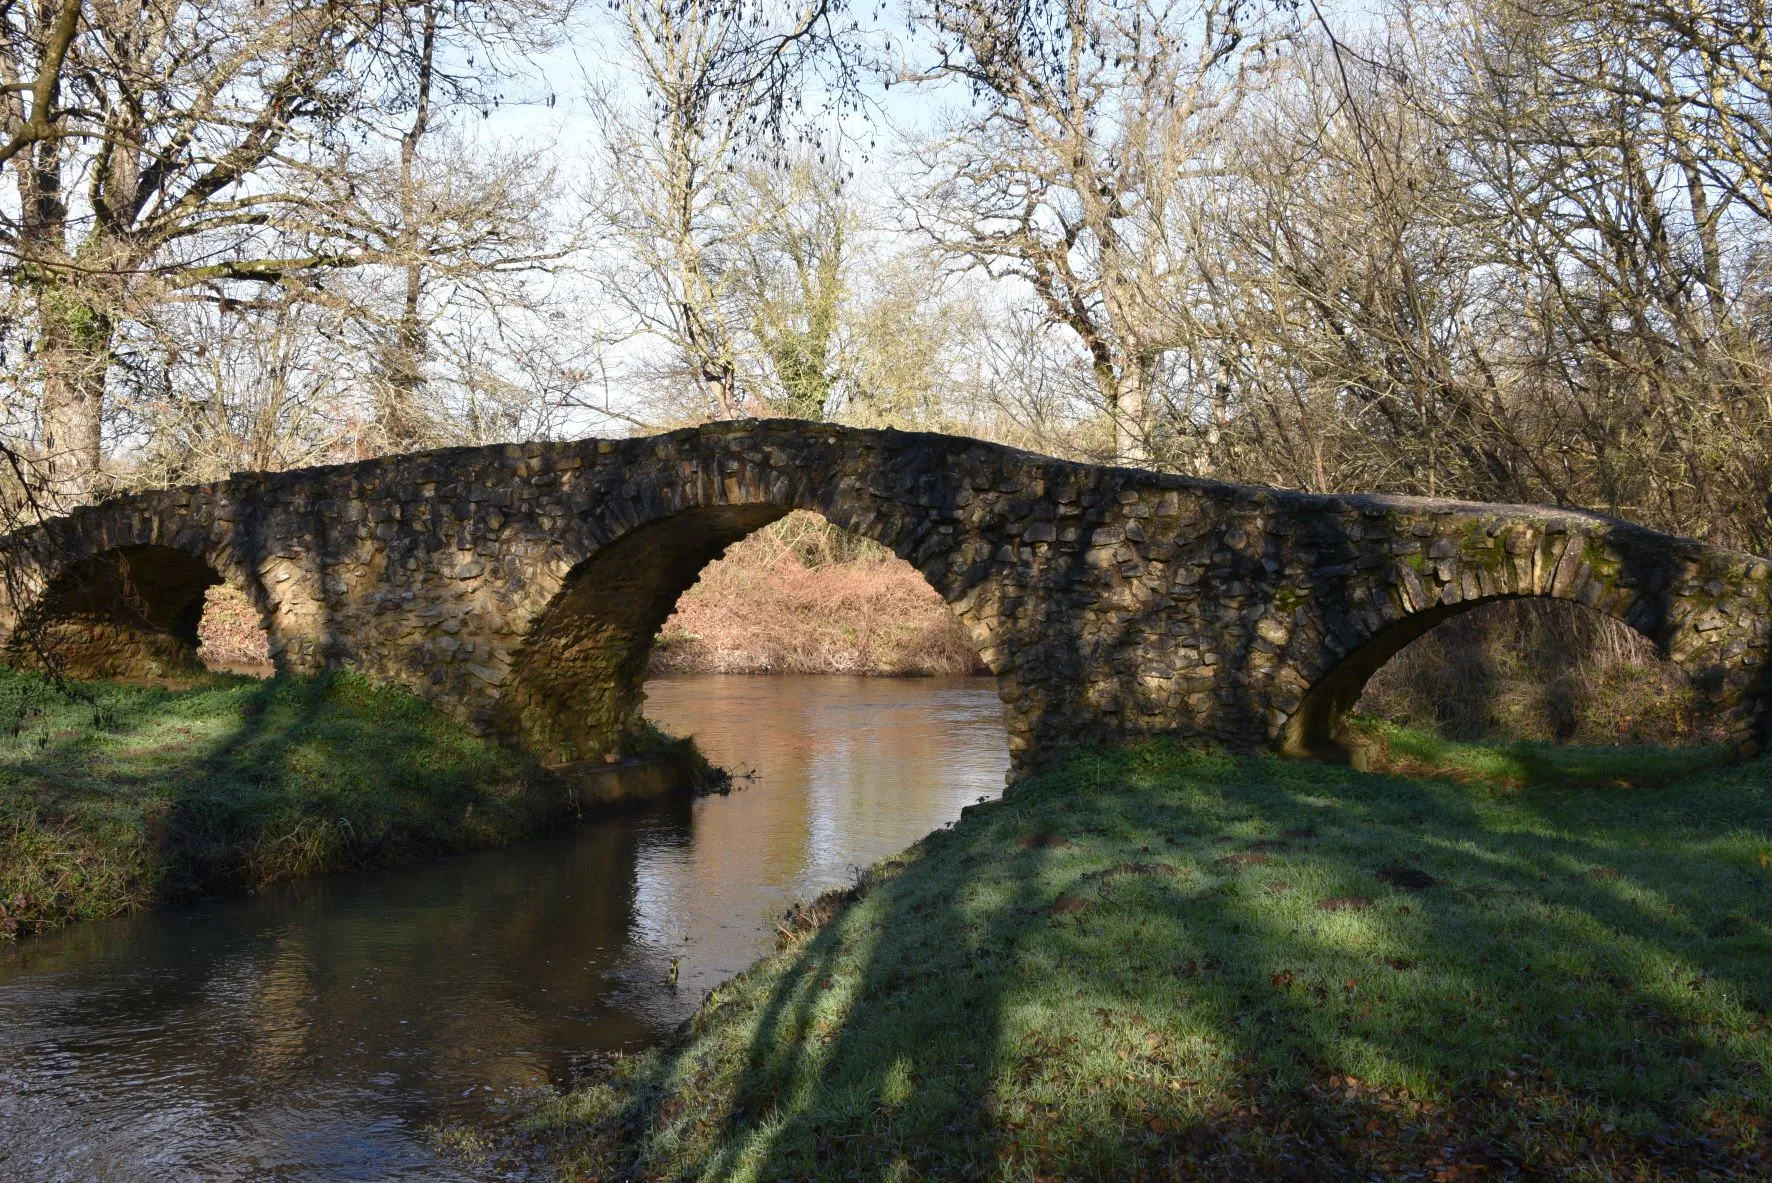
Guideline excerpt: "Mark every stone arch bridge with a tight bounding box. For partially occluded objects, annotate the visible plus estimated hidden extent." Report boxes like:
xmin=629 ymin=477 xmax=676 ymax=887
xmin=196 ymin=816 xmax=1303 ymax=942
xmin=3 ymin=421 xmax=1768 ymax=771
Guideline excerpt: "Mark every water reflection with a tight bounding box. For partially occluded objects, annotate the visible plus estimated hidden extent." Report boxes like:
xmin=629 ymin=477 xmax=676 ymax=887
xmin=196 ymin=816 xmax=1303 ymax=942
xmin=0 ymin=675 xmax=1007 ymax=1181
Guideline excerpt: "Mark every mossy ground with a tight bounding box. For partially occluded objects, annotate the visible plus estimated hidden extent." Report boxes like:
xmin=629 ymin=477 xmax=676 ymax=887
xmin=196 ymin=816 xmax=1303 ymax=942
xmin=520 ymin=737 xmax=1772 ymax=1181
xmin=0 ymin=666 xmax=565 ymax=937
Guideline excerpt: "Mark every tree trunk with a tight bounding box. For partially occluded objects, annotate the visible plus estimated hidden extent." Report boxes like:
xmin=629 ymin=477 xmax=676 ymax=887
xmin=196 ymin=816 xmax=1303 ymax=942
xmin=36 ymin=286 xmax=111 ymax=507
xmin=1112 ymin=362 xmax=1149 ymax=465
xmin=379 ymin=264 xmax=426 ymax=451
xmin=704 ymin=359 xmax=740 ymax=419
xmin=379 ymin=0 xmax=438 ymax=454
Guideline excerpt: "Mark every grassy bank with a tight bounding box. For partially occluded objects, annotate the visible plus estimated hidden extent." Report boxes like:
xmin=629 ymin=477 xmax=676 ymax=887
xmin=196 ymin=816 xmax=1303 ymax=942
xmin=519 ymin=737 xmax=1771 ymax=1181
xmin=0 ymin=667 xmax=567 ymax=938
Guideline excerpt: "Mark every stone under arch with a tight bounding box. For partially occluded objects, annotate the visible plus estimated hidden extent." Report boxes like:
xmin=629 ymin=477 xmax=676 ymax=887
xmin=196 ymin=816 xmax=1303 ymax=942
xmin=8 ymin=544 xmax=229 ymax=678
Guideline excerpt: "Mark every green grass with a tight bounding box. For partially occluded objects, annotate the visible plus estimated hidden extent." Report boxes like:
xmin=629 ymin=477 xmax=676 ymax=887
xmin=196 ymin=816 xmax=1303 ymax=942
xmin=1343 ymin=714 xmax=1736 ymax=789
xmin=522 ymin=738 xmax=1772 ymax=1181
xmin=0 ymin=666 xmax=564 ymax=937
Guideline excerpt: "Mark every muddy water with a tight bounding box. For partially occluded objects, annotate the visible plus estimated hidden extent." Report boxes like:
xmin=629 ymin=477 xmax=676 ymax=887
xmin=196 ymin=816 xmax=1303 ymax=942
xmin=0 ymin=675 xmax=1007 ymax=1181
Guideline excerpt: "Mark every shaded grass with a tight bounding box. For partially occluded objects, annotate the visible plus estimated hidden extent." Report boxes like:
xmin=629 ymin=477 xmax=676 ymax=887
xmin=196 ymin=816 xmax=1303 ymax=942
xmin=0 ymin=666 xmax=566 ymax=937
xmin=521 ymin=737 xmax=1772 ymax=1181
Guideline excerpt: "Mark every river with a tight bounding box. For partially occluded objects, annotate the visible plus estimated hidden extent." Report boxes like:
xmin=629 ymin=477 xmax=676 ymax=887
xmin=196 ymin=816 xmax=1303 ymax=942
xmin=0 ymin=675 xmax=1008 ymax=1182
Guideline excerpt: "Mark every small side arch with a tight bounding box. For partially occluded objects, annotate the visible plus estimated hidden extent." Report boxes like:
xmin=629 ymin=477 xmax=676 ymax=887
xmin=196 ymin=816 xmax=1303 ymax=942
xmin=6 ymin=544 xmax=255 ymax=679
xmin=1279 ymin=591 xmax=1673 ymax=758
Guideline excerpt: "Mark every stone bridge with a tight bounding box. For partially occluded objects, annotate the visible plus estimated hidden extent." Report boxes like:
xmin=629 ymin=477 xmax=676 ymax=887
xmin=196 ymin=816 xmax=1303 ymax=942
xmin=3 ymin=421 xmax=1768 ymax=771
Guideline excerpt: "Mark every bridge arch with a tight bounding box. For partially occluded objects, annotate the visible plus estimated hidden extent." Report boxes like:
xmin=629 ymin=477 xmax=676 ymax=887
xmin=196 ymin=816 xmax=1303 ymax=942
xmin=6 ymin=544 xmax=227 ymax=677
xmin=1272 ymin=515 xmax=1772 ymax=758
xmin=2 ymin=490 xmax=279 ymax=682
xmin=1281 ymin=593 xmax=1685 ymax=757
xmin=496 ymin=448 xmax=1002 ymax=764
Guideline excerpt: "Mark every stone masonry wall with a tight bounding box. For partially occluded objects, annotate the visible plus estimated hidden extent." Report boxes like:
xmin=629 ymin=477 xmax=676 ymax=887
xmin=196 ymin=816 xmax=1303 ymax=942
xmin=2 ymin=420 xmax=1767 ymax=773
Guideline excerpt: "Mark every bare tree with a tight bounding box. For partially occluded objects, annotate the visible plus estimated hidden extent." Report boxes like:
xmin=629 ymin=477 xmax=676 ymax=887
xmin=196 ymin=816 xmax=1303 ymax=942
xmin=1182 ymin=34 xmax=1522 ymax=498
xmin=0 ymin=0 xmax=573 ymax=505
xmin=905 ymin=0 xmax=1294 ymax=463
xmin=1126 ymin=3 xmax=1772 ymax=549
xmin=366 ymin=0 xmax=578 ymax=450
xmin=586 ymin=0 xmax=866 ymax=422
xmin=128 ymin=299 xmax=367 ymax=479
xmin=725 ymin=158 xmax=857 ymax=420
xmin=1413 ymin=0 xmax=1772 ymax=547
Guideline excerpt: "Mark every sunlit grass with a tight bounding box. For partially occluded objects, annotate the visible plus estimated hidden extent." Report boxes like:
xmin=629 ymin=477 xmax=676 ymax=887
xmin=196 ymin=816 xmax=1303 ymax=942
xmin=525 ymin=738 xmax=1772 ymax=1181
xmin=0 ymin=667 xmax=555 ymax=936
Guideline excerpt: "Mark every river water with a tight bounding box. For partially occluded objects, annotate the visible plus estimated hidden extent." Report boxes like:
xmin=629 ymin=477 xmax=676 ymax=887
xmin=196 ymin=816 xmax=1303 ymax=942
xmin=0 ymin=675 xmax=1008 ymax=1182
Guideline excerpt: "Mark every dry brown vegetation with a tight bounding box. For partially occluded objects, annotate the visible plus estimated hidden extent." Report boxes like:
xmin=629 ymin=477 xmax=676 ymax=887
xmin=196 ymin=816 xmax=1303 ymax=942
xmin=195 ymin=585 xmax=271 ymax=672
xmin=649 ymin=512 xmax=982 ymax=677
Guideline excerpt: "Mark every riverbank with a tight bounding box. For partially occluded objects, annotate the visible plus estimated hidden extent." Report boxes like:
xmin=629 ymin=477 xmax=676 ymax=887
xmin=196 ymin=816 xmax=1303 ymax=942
xmin=515 ymin=735 xmax=1771 ymax=1180
xmin=649 ymin=513 xmax=982 ymax=677
xmin=0 ymin=668 xmax=574 ymax=938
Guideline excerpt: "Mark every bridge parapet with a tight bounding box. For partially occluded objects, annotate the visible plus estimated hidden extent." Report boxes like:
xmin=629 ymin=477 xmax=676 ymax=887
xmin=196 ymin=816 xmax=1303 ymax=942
xmin=1 ymin=421 xmax=1765 ymax=770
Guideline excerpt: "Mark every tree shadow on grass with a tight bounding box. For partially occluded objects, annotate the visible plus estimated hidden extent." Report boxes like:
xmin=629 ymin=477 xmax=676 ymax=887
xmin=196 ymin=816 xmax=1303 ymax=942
xmin=572 ymin=816 xmax=1050 ymax=1179
xmin=0 ymin=669 xmax=560 ymax=934
xmin=567 ymin=743 xmax=1772 ymax=1180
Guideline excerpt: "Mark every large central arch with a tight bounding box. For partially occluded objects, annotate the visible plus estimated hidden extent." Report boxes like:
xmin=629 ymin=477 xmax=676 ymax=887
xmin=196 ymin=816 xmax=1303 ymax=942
xmin=502 ymin=506 xmax=790 ymax=762
xmin=497 ymin=455 xmax=1002 ymax=763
